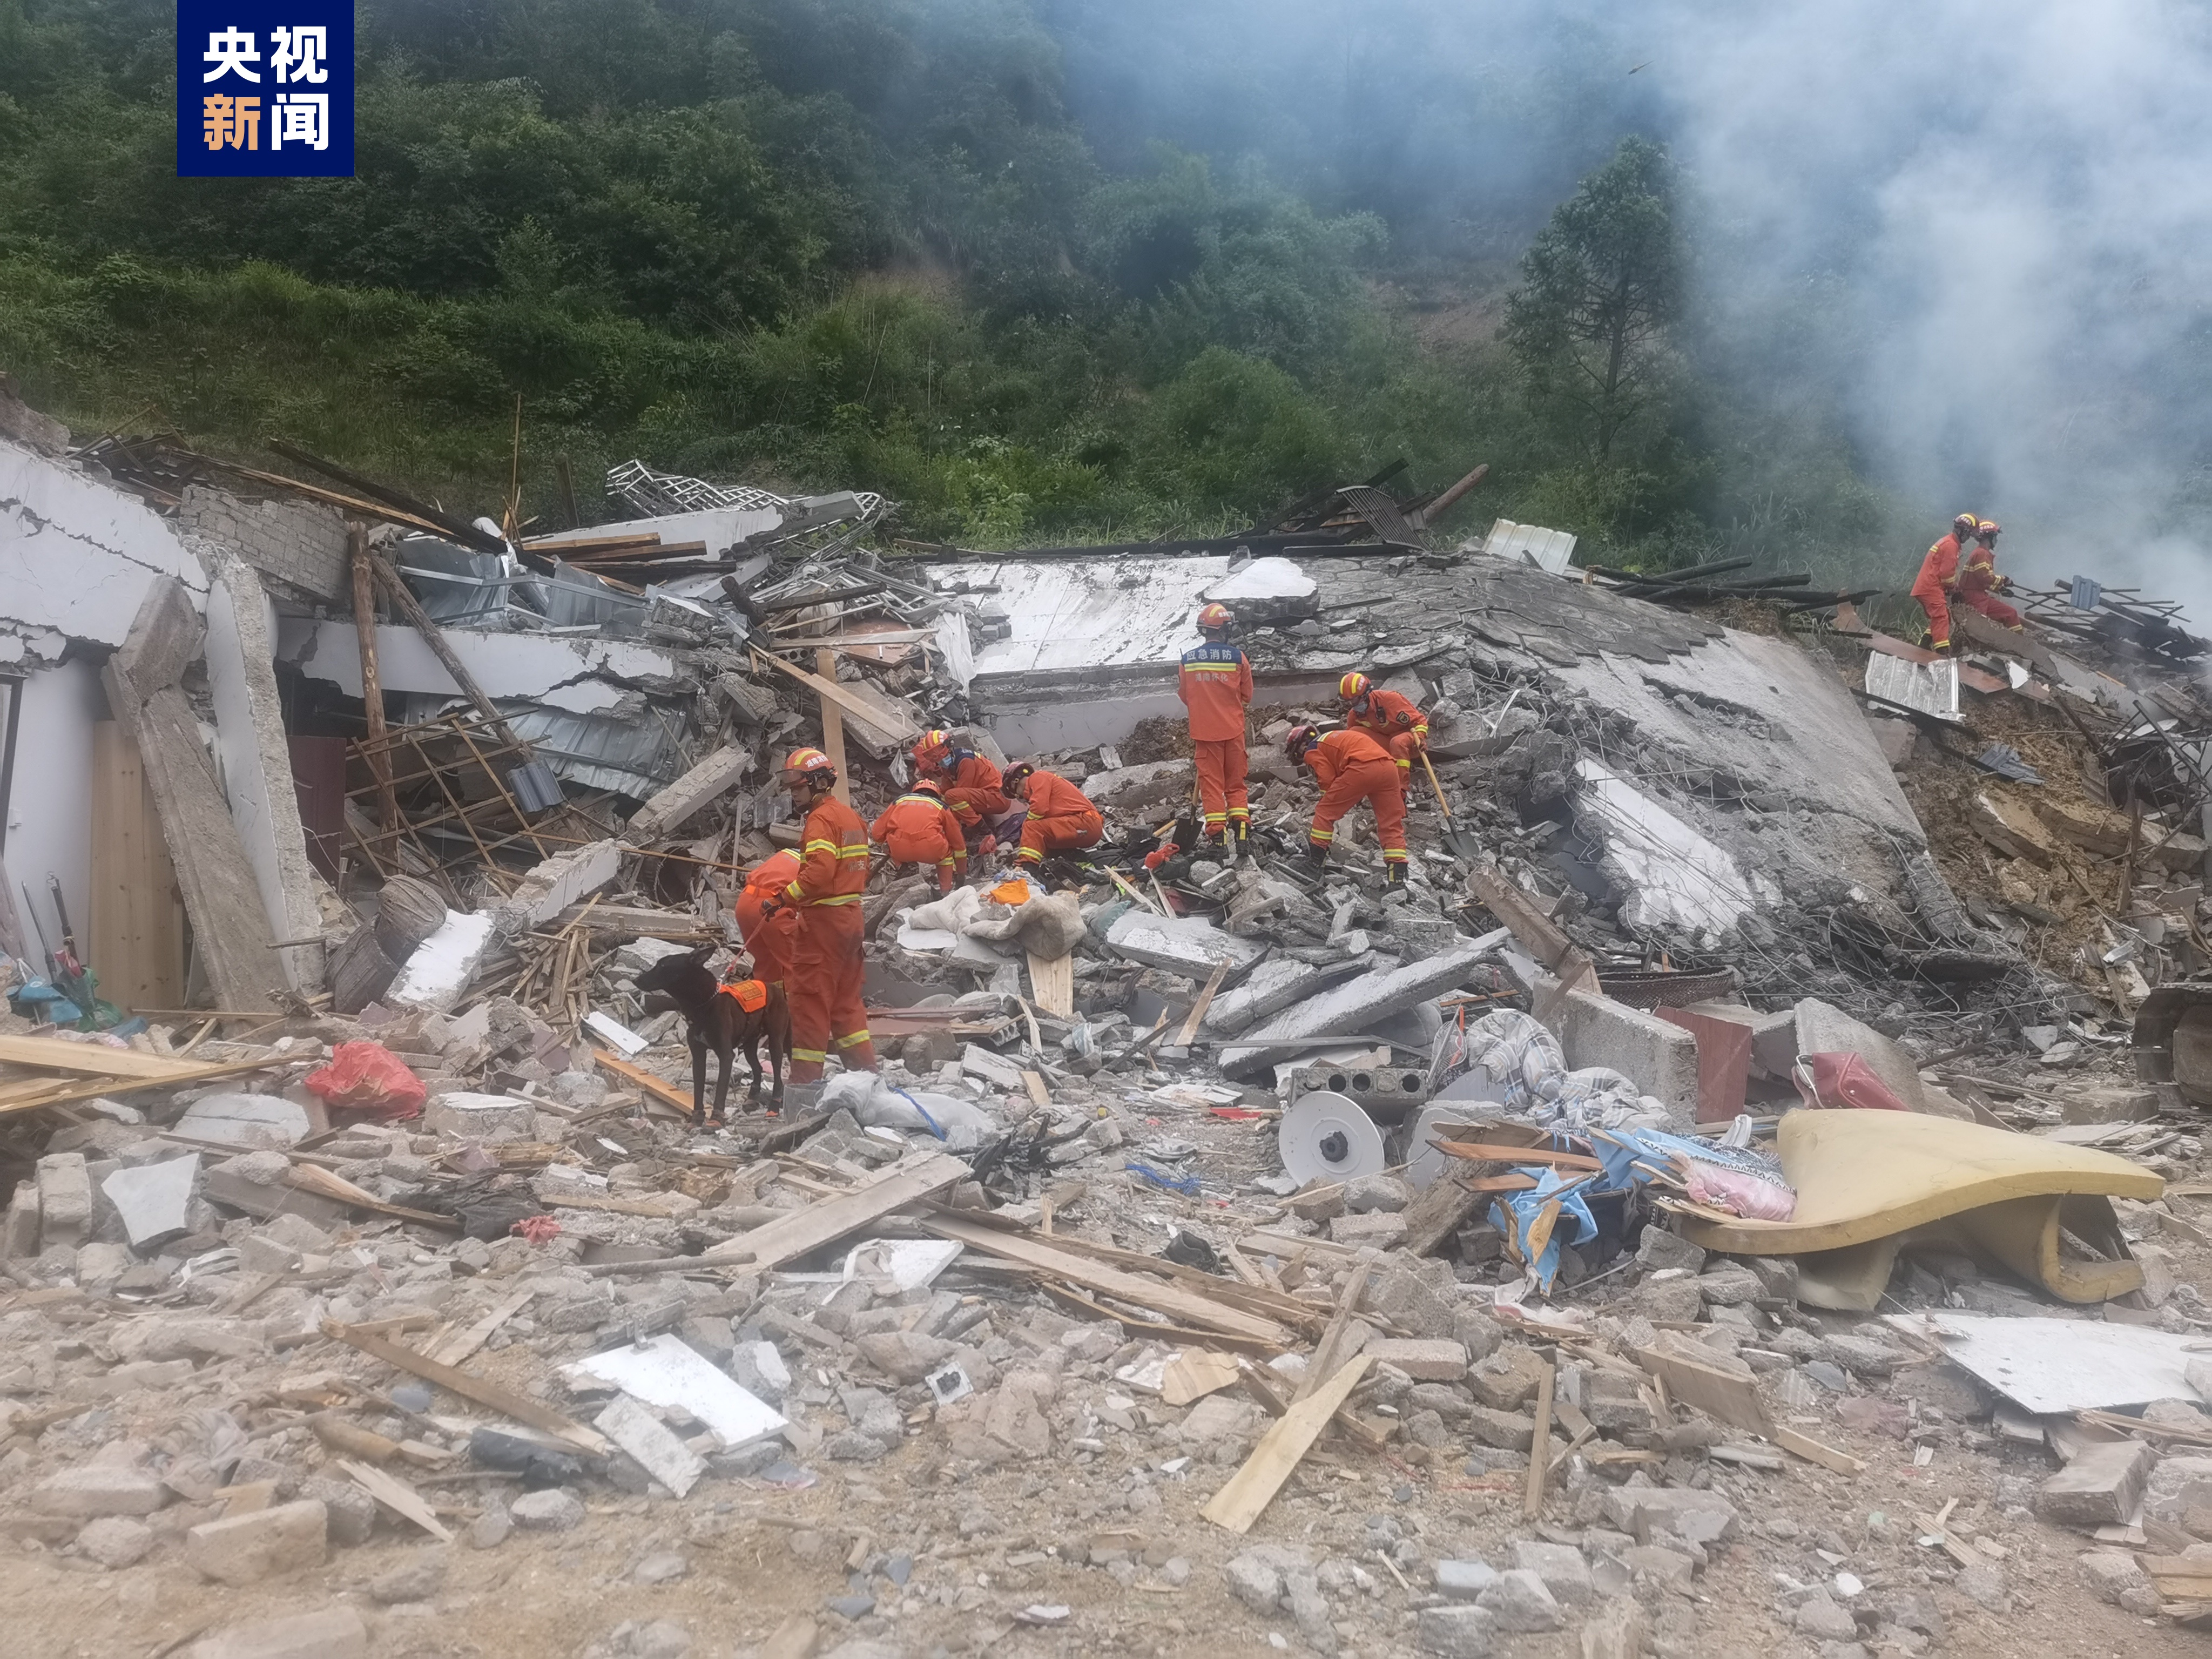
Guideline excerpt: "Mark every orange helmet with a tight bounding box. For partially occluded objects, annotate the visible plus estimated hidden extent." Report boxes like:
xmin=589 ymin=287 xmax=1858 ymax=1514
xmin=909 ymin=778 xmax=943 ymax=798
xmin=1952 ymin=511 xmax=1979 ymax=536
xmin=1197 ymin=602 xmax=1233 ymax=632
xmin=1286 ymin=723 xmax=1320 ymax=761
xmin=1338 ymin=671 xmax=1371 ymax=701
xmin=783 ymin=747 xmax=837 ymax=785
xmin=1002 ymin=761 xmax=1037 ymax=793
xmin=1976 ymin=520 xmax=2001 ymax=541
xmin=912 ymin=729 xmax=951 ymax=766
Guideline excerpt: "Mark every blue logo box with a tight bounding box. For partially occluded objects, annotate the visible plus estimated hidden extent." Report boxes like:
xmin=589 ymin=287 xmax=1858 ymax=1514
xmin=177 ymin=1 xmax=353 ymax=177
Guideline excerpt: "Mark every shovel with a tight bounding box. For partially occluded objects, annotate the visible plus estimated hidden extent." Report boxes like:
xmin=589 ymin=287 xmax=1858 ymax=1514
xmin=1420 ymin=751 xmax=1483 ymax=861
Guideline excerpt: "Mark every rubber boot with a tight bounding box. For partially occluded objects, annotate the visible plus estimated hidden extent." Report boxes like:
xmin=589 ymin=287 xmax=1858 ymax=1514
xmin=1384 ymin=861 xmax=1407 ymax=887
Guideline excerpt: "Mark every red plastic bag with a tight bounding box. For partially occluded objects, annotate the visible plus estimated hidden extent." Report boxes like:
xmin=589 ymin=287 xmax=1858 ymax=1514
xmin=1792 ymin=1051 xmax=1909 ymax=1112
xmin=304 ymin=1040 xmax=426 ymax=1122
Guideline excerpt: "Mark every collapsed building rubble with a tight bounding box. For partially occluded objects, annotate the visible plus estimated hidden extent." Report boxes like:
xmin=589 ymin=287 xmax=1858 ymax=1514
xmin=6 ymin=380 xmax=2212 ymax=1655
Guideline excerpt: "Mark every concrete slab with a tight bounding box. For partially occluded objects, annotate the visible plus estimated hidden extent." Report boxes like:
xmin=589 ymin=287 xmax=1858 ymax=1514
xmin=174 ymin=1094 xmax=311 ymax=1148
xmin=0 ymin=439 xmax=208 ymax=649
xmin=1203 ymin=957 xmax=1329 ymax=1036
xmin=101 ymin=1155 xmax=199 ymax=1250
xmin=1219 ymin=948 xmax=1483 ymax=1076
xmin=423 ymin=1094 xmax=537 ymax=1139
xmin=1556 ymin=991 xmax=1700 ymax=1126
xmin=203 ymin=552 xmax=323 ymax=992
xmin=1794 ymin=997 xmax=1933 ymax=1114
xmin=1574 ymin=758 xmax=1766 ymax=939
xmin=493 ymin=840 xmax=621 ymax=933
xmin=279 ymin=618 xmax=682 ymax=702
xmin=387 ymin=909 xmax=498 ymax=1011
xmin=1105 ymin=912 xmax=1267 ymax=976
xmin=626 ymin=748 xmax=751 ymax=840
xmin=35 ymin=1152 xmax=91 ymax=1249
xmin=1679 ymin=1000 xmax=1798 ymax=1077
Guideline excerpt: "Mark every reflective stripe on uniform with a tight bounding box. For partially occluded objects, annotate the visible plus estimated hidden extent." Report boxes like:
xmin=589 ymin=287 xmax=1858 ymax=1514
xmin=804 ymin=893 xmax=863 ymax=906
xmin=792 ymin=1046 xmax=828 ymax=1063
xmin=834 ymin=1029 xmax=873 ymax=1048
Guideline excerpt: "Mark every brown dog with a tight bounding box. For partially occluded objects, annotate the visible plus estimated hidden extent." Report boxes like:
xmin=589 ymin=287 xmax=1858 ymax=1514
xmin=632 ymin=946 xmax=788 ymax=1122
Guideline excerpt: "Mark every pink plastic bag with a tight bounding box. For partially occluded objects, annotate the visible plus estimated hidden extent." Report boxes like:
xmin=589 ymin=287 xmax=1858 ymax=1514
xmin=304 ymin=1040 xmax=426 ymax=1122
xmin=1792 ymin=1051 xmax=1910 ymax=1112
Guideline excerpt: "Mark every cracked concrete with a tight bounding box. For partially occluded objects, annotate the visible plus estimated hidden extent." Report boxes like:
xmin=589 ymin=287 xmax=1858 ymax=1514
xmin=0 ymin=439 xmax=207 ymax=646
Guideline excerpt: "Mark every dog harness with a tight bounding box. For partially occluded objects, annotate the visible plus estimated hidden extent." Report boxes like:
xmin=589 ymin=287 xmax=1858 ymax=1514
xmin=717 ymin=979 xmax=770 ymax=1013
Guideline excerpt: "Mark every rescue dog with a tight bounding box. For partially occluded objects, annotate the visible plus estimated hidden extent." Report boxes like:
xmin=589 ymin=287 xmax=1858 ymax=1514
xmin=632 ymin=945 xmax=789 ymax=1122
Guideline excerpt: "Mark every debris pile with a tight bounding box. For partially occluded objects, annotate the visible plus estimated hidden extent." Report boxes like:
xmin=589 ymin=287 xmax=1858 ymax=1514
xmin=5 ymin=384 xmax=2212 ymax=1655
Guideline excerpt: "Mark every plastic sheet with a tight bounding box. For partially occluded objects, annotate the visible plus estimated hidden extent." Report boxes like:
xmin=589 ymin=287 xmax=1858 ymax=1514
xmin=1489 ymin=1168 xmax=1600 ymax=1292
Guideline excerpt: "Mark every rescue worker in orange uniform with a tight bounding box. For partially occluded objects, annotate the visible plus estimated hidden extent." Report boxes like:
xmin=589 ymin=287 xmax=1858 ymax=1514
xmin=1178 ymin=601 xmax=1254 ymax=853
xmin=912 ymin=729 xmax=1008 ymax=851
xmin=1338 ymin=671 xmax=1428 ymax=779
xmin=869 ymin=778 xmax=969 ymax=892
xmin=1953 ymin=520 xmax=2023 ymax=630
xmin=1289 ymin=723 xmax=1408 ymax=882
xmin=772 ymin=748 xmax=876 ymax=1090
xmin=733 ymin=848 xmax=801 ymax=984
xmin=1911 ymin=511 xmax=1980 ymax=653
xmin=1003 ymin=763 xmax=1104 ymax=868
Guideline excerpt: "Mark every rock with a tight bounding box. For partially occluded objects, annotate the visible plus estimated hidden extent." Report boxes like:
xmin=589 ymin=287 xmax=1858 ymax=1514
xmin=1363 ymin=1264 xmax=1458 ymax=1340
xmin=1954 ymin=1562 xmax=2007 ymax=1611
xmin=1618 ymin=1544 xmax=1696 ymax=1591
xmin=2080 ymin=1550 xmax=2160 ymax=1615
xmin=1468 ymin=1345 xmax=1548 ymax=1411
xmin=1579 ymin=1596 xmax=1649 ymax=1659
xmin=1743 ymin=1256 xmax=1800 ymax=1301
xmin=1478 ymin=1567 xmax=1564 ymax=1633
xmin=1696 ymin=1265 xmax=1763 ymax=1306
xmin=185 ymin=1606 xmax=368 ymax=1659
xmin=468 ymin=1498 xmax=512 ymax=1550
xmin=1793 ymin=1593 xmax=1858 ymax=1641
xmin=1629 ymin=1277 xmax=1703 ymax=1323
xmin=1366 ymin=1338 xmax=1468 ymax=1381
xmin=632 ymin=1552 xmax=689 ymax=1585
xmin=32 ymin=1466 xmax=167 ymax=1518
xmin=1634 ymin=1229 xmax=1705 ymax=1273
xmin=1416 ymin=1604 xmax=1499 ymax=1657
xmin=1510 ymin=1539 xmax=1595 ymax=1607
xmin=1344 ymin=1174 xmax=1414 ymax=1213
xmin=1434 ymin=1559 xmax=1499 ymax=1601
xmin=185 ymin=1500 xmax=327 ymax=1586
xmin=1823 ymin=1334 xmax=1898 ymax=1379
xmin=853 ymin=1328 xmax=956 ymax=1384
xmin=76 ymin=1515 xmax=156 ymax=1568
xmin=1466 ymin=1405 xmax=1537 ymax=1450
xmin=511 ymin=1488 xmax=586 ymax=1532
xmin=2038 ymin=1439 xmax=2157 ymax=1527
xmin=1331 ymin=1211 xmax=1409 ymax=1248
xmin=983 ymin=1370 xmax=1056 ymax=1460
xmin=369 ymin=1547 xmax=449 ymax=1603
xmin=1582 ymin=1370 xmax=1655 ymax=1435
xmin=299 ymin=1477 xmax=377 ymax=1547
xmin=1454 ymin=1306 xmax=1505 ymax=1364
xmin=1224 ymin=1547 xmax=1290 ymax=1614
xmin=1602 ymin=1486 xmax=1739 ymax=1543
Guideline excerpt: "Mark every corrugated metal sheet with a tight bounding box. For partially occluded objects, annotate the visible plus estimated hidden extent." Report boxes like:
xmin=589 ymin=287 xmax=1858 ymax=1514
xmin=1482 ymin=518 xmax=1579 ymax=574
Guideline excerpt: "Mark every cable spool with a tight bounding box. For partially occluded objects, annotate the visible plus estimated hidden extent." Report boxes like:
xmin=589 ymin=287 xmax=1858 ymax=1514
xmin=1278 ymin=1090 xmax=1387 ymax=1188
xmin=1398 ymin=1102 xmax=1494 ymax=1191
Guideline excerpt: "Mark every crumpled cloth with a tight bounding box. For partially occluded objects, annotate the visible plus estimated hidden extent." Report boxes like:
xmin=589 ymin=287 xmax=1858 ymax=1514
xmin=1459 ymin=1010 xmax=1664 ymax=1134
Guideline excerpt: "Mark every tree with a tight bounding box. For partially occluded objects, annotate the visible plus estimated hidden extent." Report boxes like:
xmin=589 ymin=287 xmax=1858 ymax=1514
xmin=1504 ymin=136 xmax=1681 ymax=462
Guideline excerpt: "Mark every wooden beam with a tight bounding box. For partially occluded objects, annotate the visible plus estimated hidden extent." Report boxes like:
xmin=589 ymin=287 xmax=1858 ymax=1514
xmin=750 ymin=648 xmax=922 ymax=744
xmin=815 ymin=648 xmax=851 ymax=805
xmin=320 ymin=1319 xmax=609 ymax=1455
xmin=589 ymin=1045 xmax=699 ymax=1116
xmin=1523 ymin=1359 xmax=1556 ymax=1518
xmin=366 ymin=553 xmax=535 ymax=761
xmin=924 ymin=1213 xmax=1298 ymax=1346
xmin=348 ymin=527 xmax=400 ymax=832
xmin=709 ymin=1152 xmax=973 ymax=1271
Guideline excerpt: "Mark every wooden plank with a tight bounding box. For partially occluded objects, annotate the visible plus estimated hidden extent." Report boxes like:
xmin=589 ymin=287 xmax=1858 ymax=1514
xmin=925 ymin=1214 xmax=1297 ymax=1346
xmin=334 ymin=1457 xmax=452 ymax=1542
xmin=320 ymin=1319 xmax=610 ymax=1455
xmin=0 ymin=1055 xmax=288 ymax=1118
xmin=750 ymin=649 xmax=922 ymax=744
xmin=1772 ymin=1426 xmax=1867 ymax=1474
xmin=89 ymin=720 xmax=185 ymax=1013
xmin=590 ymin=1046 xmax=698 ymax=1115
xmin=285 ymin=1162 xmax=462 ymax=1230
xmin=1162 ymin=1350 xmax=1241 ymax=1407
xmin=1523 ymin=1359 xmax=1556 ymax=1518
xmin=1020 ymin=1069 xmax=1053 ymax=1109
xmin=708 ymin=1152 xmax=972 ymax=1270
xmin=1177 ymin=960 xmax=1232 ymax=1046
xmin=990 ymin=1229 xmax=1321 ymax=1328
xmin=815 ymin=648 xmax=852 ymax=807
xmin=1201 ymin=1354 xmax=1373 ymax=1534
xmin=0 ymin=1031 xmax=228 ymax=1080
xmin=1635 ymin=1338 xmax=1768 ymax=1435
xmin=1296 ymin=1259 xmax=1372 ymax=1405
xmin=1433 ymin=1141 xmax=1603 ymax=1171
xmin=1026 ymin=949 xmax=1075 ymax=1019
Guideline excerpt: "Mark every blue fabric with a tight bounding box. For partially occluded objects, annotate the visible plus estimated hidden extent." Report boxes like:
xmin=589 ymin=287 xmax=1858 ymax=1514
xmin=1488 ymin=1167 xmax=1599 ymax=1292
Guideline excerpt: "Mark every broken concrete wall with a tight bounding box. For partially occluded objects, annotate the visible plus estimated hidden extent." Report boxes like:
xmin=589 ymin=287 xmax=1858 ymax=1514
xmin=276 ymin=618 xmax=683 ymax=703
xmin=3 ymin=658 xmax=106 ymax=968
xmin=178 ymin=484 xmax=349 ymax=604
xmin=201 ymin=552 xmax=325 ymax=991
xmin=0 ymin=437 xmax=208 ymax=653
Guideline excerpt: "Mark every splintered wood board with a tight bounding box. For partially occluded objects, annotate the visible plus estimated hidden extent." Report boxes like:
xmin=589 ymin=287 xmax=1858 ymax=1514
xmin=705 ymin=1152 xmax=972 ymax=1269
xmin=1201 ymin=1354 xmax=1372 ymax=1533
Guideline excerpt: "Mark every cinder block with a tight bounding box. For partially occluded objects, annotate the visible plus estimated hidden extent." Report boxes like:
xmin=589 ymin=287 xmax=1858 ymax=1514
xmin=2037 ymin=1439 xmax=2157 ymax=1527
xmin=1365 ymin=1338 xmax=1468 ymax=1381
